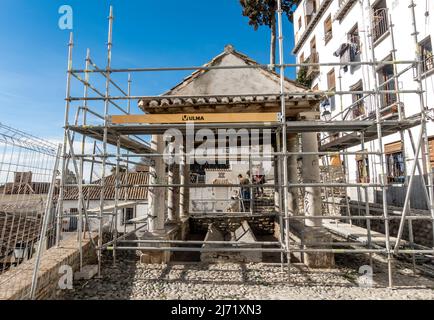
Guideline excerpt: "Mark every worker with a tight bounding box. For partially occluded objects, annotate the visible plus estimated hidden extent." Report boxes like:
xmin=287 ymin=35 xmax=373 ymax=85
xmin=238 ymin=174 xmax=250 ymax=211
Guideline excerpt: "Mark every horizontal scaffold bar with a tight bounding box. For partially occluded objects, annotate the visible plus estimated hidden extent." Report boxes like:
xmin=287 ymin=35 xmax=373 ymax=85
xmin=67 ymin=90 xmax=422 ymax=101
xmin=111 ymin=112 xmax=280 ymax=124
xmin=117 ymin=240 xmax=375 ymax=247
xmin=70 ymin=60 xmax=417 ymax=73
xmin=104 ymin=246 xmax=434 ymax=254
xmin=67 ymin=118 xmax=420 ymax=136
xmin=74 ymin=151 xmax=382 ymax=158
xmin=63 ymin=182 xmax=401 ymax=188
xmin=117 ymin=239 xmax=282 ymax=246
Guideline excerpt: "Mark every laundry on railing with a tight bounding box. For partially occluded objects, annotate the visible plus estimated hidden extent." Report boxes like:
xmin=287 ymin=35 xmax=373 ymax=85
xmin=334 ymin=42 xmax=360 ymax=72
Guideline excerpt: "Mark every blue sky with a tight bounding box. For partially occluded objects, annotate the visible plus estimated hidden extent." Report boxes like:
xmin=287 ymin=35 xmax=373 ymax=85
xmin=0 ymin=0 xmax=296 ymax=139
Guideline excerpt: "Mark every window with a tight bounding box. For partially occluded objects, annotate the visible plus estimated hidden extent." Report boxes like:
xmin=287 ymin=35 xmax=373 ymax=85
xmin=356 ymin=153 xmax=370 ymax=183
xmin=372 ymin=0 xmax=389 ymax=42
xmin=190 ymin=162 xmax=230 ymax=184
xmin=306 ymin=36 xmax=319 ymax=78
xmin=304 ymin=0 xmax=317 ymax=26
xmin=299 ymin=52 xmax=305 ymax=64
xmin=324 ymin=15 xmax=333 ymax=44
xmin=310 ymin=36 xmax=317 ymax=53
xmin=327 ymin=68 xmax=336 ymax=111
xmin=419 ymin=36 xmax=433 ymax=74
xmin=122 ymin=207 xmax=135 ymax=225
xmin=65 ymin=208 xmax=78 ymax=232
xmin=348 ymin=24 xmax=361 ymax=60
xmin=348 ymin=25 xmax=360 ymax=49
xmin=428 ymin=136 xmax=434 ymax=168
xmin=385 ymin=141 xmax=405 ymax=183
xmin=377 ymin=57 xmax=397 ymax=108
xmin=298 ymin=17 xmax=302 ymax=30
xmin=330 ymin=154 xmax=342 ymax=166
xmin=350 ymin=80 xmax=365 ymax=119
xmin=327 ymin=68 xmax=336 ymax=91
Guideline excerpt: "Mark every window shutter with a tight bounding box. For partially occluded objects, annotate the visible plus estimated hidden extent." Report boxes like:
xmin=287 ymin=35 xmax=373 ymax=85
xmin=429 ymin=137 xmax=434 ymax=167
xmin=384 ymin=141 xmax=402 ymax=154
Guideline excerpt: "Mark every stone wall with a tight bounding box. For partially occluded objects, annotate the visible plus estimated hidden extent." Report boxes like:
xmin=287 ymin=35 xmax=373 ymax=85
xmin=0 ymin=233 xmax=97 ymax=300
xmin=344 ymin=200 xmax=433 ymax=247
xmin=200 ymin=222 xmax=262 ymax=263
xmin=189 ymin=215 xmax=276 ymax=235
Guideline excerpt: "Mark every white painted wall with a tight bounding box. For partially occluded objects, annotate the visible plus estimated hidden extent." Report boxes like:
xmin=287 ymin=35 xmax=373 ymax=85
xmin=189 ymin=154 xmax=275 ymax=214
xmin=62 ymin=200 xmax=148 ymax=233
xmin=293 ymin=0 xmax=434 ymax=204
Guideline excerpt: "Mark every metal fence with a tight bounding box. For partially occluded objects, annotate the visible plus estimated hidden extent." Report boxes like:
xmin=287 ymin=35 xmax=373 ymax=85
xmin=0 ymin=122 xmax=61 ymax=299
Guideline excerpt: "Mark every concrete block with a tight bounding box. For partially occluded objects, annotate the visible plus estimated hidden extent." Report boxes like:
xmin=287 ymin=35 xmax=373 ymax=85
xmin=136 ymin=225 xmax=179 ymax=264
xmin=303 ymin=226 xmax=335 ymax=268
xmin=201 ymin=221 xmax=262 ymax=263
xmin=74 ymin=265 xmax=98 ymax=280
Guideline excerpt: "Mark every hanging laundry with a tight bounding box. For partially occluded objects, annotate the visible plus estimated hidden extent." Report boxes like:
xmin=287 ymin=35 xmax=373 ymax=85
xmin=334 ymin=43 xmax=351 ymax=72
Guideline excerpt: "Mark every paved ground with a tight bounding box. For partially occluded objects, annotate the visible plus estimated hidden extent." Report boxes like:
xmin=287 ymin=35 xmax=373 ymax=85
xmin=59 ymin=253 xmax=434 ymax=300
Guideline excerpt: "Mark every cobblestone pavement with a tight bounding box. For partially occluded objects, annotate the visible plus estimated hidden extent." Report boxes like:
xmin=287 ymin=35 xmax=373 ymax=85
xmin=60 ymin=253 xmax=434 ymax=300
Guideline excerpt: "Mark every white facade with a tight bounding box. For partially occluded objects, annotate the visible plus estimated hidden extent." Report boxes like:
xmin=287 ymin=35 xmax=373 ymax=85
xmin=62 ymin=200 xmax=148 ymax=233
xmin=190 ymin=156 xmax=274 ymax=214
xmin=293 ymin=0 xmax=434 ymax=207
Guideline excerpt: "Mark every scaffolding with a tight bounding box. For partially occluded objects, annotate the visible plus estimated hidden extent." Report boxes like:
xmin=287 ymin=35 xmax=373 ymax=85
xmin=55 ymin=0 xmax=434 ymax=290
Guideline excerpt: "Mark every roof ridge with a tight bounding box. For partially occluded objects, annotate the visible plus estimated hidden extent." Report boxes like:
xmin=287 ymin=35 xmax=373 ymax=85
xmin=160 ymin=45 xmax=308 ymax=96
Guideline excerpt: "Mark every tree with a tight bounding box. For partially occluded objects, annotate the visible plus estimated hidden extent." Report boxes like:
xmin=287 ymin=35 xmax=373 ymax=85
xmin=64 ymin=168 xmax=77 ymax=184
xmin=239 ymin=0 xmax=297 ymax=65
xmin=295 ymin=65 xmax=312 ymax=88
xmin=110 ymin=166 xmax=127 ymax=174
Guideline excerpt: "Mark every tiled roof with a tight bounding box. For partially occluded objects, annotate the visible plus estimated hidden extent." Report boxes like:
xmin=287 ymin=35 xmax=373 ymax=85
xmin=63 ymin=172 xmax=149 ymax=201
xmin=139 ymin=46 xmax=320 ymax=112
xmin=139 ymin=94 xmax=321 ymax=111
xmin=0 ymin=212 xmax=42 ymax=258
xmin=163 ymin=46 xmax=308 ymax=95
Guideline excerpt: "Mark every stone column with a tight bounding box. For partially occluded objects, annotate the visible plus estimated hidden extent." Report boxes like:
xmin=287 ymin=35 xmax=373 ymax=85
xmin=273 ymin=133 xmax=281 ymax=212
xmin=179 ymin=144 xmax=190 ymax=219
xmin=147 ymin=134 xmax=166 ymax=232
xmin=300 ymin=131 xmax=321 ymax=227
xmin=167 ymin=159 xmax=178 ymax=223
xmin=299 ymin=111 xmax=334 ymax=268
xmin=287 ymin=133 xmax=299 ymax=217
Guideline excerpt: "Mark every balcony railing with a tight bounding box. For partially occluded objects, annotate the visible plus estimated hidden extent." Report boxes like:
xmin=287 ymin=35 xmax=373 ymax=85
xmin=422 ymin=53 xmax=434 ymax=74
xmin=372 ymin=8 xmax=389 ymax=42
xmin=380 ymin=90 xmax=397 ymax=109
xmin=351 ymin=102 xmax=365 ymax=119
xmin=324 ymin=30 xmax=333 ymax=44
xmin=306 ymin=51 xmax=320 ymax=79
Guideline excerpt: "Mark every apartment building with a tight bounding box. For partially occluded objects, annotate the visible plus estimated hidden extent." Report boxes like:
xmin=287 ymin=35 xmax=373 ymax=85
xmin=292 ymin=0 xmax=434 ymax=208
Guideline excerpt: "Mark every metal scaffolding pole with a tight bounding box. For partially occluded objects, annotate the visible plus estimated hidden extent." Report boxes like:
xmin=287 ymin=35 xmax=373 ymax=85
xmin=57 ymin=32 xmax=74 ymax=247
xmin=367 ymin=1 xmax=393 ymax=287
xmin=67 ymin=89 xmax=422 ymax=101
xmin=97 ymin=6 xmax=114 ymax=276
xmin=276 ymin=0 xmax=291 ymax=272
xmin=70 ymin=59 xmax=417 ymax=74
xmin=409 ymin=0 xmax=434 ymax=252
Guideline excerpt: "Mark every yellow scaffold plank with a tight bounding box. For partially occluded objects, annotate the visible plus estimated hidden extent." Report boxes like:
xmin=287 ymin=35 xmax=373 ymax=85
xmin=110 ymin=112 xmax=281 ymax=124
